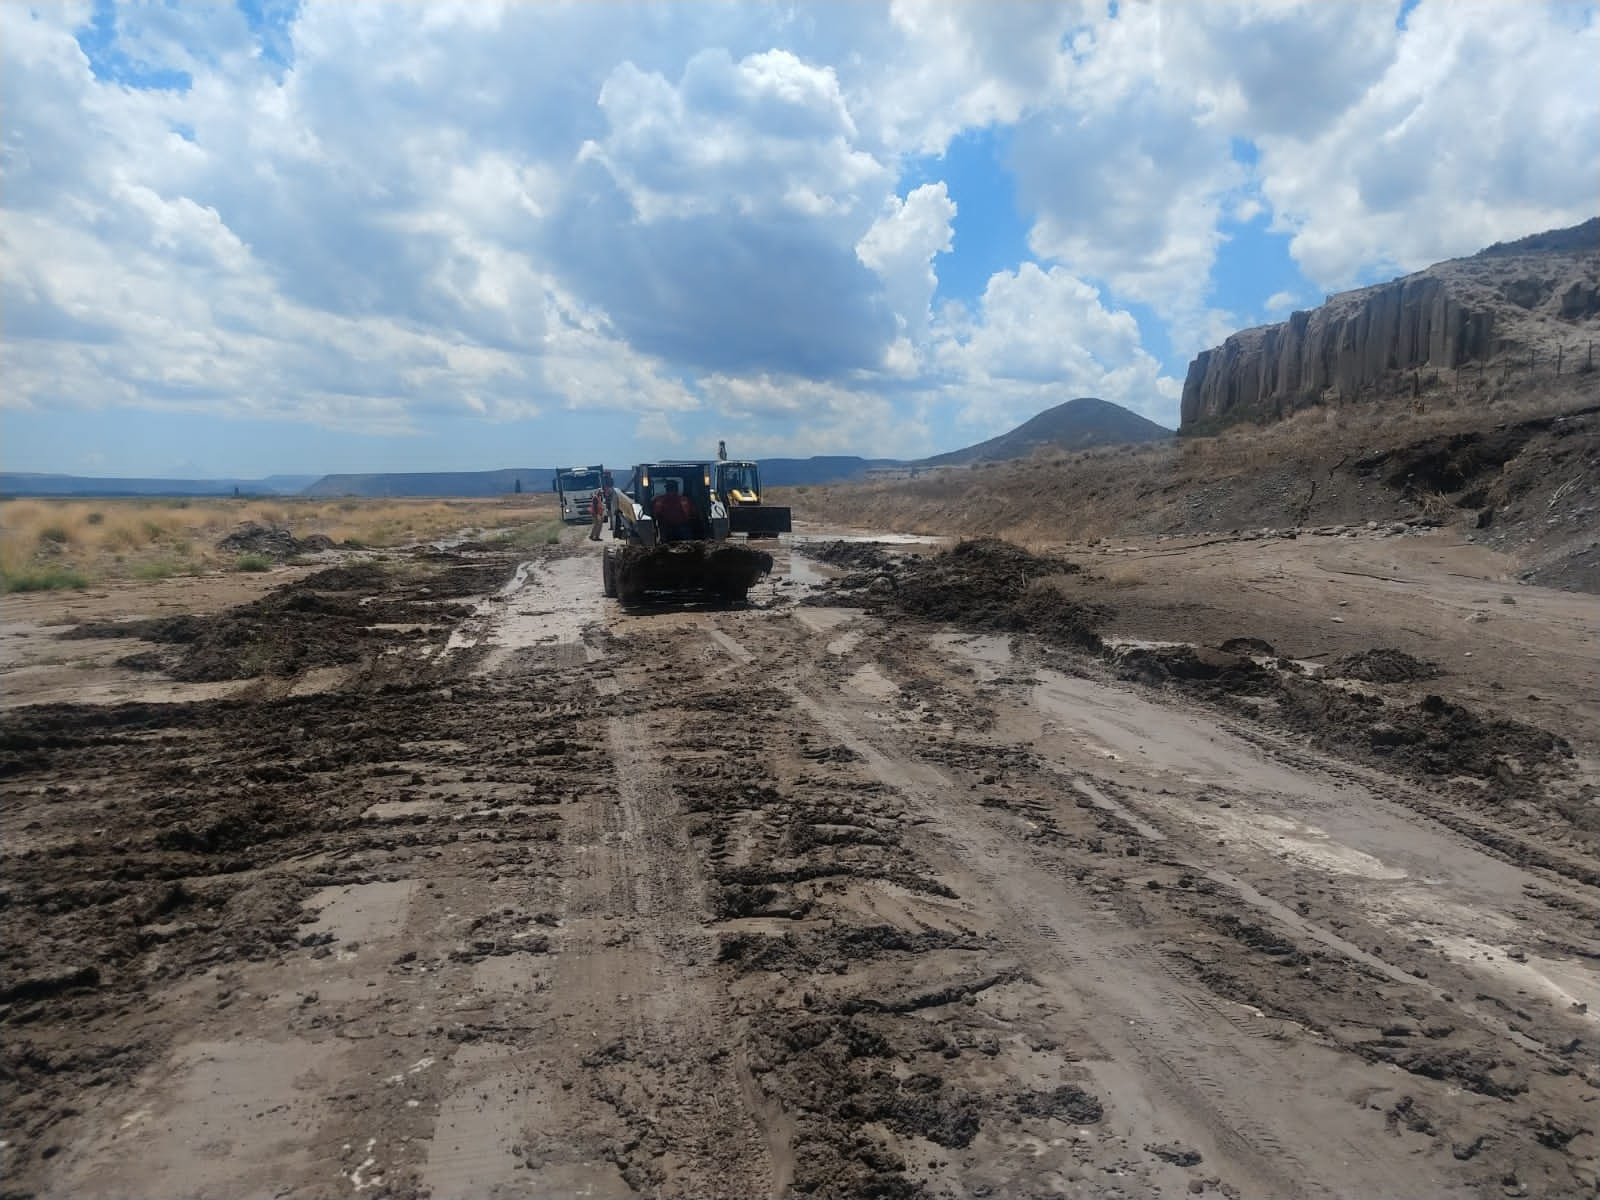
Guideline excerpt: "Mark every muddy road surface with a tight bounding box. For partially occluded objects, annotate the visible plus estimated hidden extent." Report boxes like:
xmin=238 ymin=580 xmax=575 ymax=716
xmin=2 ymin=531 xmax=1596 ymax=1199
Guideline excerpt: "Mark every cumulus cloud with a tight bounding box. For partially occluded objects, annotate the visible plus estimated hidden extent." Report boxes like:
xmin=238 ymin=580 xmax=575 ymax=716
xmin=545 ymin=48 xmax=899 ymax=377
xmin=1258 ymin=0 xmax=1600 ymax=288
xmin=1 ymin=0 xmax=1589 ymax=469
xmin=932 ymin=264 xmax=1180 ymax=431
xmin=856 ymin=182 xmax=956 ymax=348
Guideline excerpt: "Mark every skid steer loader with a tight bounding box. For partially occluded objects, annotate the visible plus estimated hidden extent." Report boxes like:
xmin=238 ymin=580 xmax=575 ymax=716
xmin=601 ymin=460 xmax=790 ymax=606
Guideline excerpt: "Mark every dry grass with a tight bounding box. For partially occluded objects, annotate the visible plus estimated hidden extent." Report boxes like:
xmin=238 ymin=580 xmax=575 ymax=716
xmin=0 ymin=496 xmax=556 ymax=590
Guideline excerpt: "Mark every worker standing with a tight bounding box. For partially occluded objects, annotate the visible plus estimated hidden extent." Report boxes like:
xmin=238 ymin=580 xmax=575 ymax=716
xmin=588 ymin=487 xmax=606 ymax=541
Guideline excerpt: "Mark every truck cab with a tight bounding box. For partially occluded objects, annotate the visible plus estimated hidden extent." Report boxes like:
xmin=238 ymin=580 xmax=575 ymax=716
xmin=552 ymin=464 xmax=605 ymax=523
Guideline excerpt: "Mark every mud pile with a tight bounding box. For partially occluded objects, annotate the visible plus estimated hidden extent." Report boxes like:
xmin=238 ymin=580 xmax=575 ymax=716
xmin=63 ymin=557 xmax=514 ymax=681
xmin=803 ymin=540 xmax=895 ymax=570
xmin=611 ymin=542 xmax=773 ymax=604
xmin=216 ymin=521 xmax=338 ymax=559
xmin=807 ymin=538 xmax=1108 ymax=651
xmin=1325 ymin=647 xmax=1442 ymax=683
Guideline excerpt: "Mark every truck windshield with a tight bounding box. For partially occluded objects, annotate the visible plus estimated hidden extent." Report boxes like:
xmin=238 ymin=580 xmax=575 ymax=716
xmin=561 ymin=471 xmax=601 ymax=490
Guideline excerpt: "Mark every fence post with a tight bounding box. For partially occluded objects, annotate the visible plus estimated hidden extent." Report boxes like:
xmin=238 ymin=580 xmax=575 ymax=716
xmin=1557 ymin=345 xmax=1563 ymax=375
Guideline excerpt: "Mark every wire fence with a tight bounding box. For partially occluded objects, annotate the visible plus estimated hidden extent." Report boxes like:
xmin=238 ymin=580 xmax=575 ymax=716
xmin=1336 ymin=338 xmax=1600 ymax=411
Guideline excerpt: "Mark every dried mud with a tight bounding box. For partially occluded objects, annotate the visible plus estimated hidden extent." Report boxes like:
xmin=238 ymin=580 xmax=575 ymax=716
xmin=2 ymin=533 xmax=1595 ymax=1200
xmin=60 ymin=559 xmax=513 ymax=682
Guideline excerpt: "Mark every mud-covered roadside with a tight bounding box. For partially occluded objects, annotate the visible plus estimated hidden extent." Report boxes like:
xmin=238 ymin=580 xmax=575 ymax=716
xmin=58 ymin=557 xmax=518 ymax=683
xmin=0 ymin=550 xmax=572 ymax=1193
xmin=3 ymin=532 xmax=1596 ymax=1199
xmin=800 ymin=537 xmax=1598 ymax=891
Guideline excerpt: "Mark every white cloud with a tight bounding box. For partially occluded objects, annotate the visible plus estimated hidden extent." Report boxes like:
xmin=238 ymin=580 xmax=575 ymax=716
xmin=585 ymin=49 xmax=886 ymax=224
xmin=860 ymin=1 xmax=1089 ymax=152
xmin=932 ymin=264 xmax=1180 ymax=430
xmin=1264 ymin=289 xmax=1301 ymax=315
xmin=2 ymin=0 xmax=1590 ymax=471
xmin=1258 ymin=0 xmax=1600 ymax=288
xmin=699 ymin=372 xmax=931 ymax=458
xmin=856 ymin=182 xmax=956 ymax=348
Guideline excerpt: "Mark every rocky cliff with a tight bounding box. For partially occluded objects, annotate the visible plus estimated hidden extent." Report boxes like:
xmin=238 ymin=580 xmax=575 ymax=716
xmin=1181 ymin=219 xmax=1600 ymax=431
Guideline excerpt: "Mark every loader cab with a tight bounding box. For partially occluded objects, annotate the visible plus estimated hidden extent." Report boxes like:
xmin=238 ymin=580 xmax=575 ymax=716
xmin=622 ymin=462 xmax=729 ymax=543
xmin=711 ymin=458 xmax=792 ymax=537
xmin=716 ymin=460 xmax=762 ymax=505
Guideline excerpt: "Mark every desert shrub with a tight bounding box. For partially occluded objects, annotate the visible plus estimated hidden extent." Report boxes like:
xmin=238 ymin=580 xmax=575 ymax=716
xmin=86 ymin=511 xmax=105 ymax=525
xmin=133 ymin=558 xmax=199 ymax=581
xmin=37 ymin=525 xmax=71 ymax=546
xmin=235 ymin=554 xmax=273 ymax=572
xmin=1 ymin=565 xmax=89 ymax=592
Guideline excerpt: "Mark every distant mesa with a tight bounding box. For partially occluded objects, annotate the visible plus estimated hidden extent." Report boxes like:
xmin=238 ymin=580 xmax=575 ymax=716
xmin=1180 ymin=217 xmax=1600 ymax=434
xmin=298 ymin=469 xmax=554 ymax=499
xmin=0 ymin=473 xmax=318 ymax=498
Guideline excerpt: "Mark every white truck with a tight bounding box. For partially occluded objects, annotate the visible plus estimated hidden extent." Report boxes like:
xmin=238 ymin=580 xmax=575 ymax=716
xmin=551 ymin=465 xmax=605 ymax=524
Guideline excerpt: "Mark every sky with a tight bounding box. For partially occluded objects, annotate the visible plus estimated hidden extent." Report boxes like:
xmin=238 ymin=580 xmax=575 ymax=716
xmin=2 ymin=0 xmax=1596 ymax=478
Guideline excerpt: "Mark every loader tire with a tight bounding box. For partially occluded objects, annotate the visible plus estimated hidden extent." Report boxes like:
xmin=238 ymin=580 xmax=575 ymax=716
xmin=602 ymin=551 xmax=618 ymax=598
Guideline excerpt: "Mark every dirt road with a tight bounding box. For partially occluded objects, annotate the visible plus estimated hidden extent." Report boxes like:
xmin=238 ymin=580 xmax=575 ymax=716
xmin=2 ymin=529 xmax=1595 ymax=1199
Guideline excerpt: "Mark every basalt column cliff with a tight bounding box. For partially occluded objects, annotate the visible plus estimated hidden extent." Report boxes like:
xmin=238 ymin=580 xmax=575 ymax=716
xmin=1181 ymin=219 xmax=1600 ymax=431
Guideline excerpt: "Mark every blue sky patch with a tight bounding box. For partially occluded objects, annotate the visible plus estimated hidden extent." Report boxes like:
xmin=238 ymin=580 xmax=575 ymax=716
xmin=905 ymin=127 xmax=1034 ymax=308
xmin=75 ymin=0 xmax=192 ymax=92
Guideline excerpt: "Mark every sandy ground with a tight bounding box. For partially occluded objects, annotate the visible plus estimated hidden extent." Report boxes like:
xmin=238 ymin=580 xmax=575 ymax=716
xmin=1 ymin=525 xmax=1595 ymax=1200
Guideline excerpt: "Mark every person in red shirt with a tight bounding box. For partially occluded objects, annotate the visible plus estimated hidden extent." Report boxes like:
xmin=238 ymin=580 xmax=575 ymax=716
xmin=650 ymin=480 xmax=696 ymax=541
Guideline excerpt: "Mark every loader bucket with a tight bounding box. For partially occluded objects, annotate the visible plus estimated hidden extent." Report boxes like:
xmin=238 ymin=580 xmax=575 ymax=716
xmin=611 ymin=541 xmax=774 ymax=605
xmin=728 ymin=505 xmax=792 ymax=536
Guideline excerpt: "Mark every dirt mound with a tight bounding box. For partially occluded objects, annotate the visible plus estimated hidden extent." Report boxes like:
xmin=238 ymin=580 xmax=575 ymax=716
xmin=810 ymin=538 xmax=1107 ymax=651
xmin=1219 ymin=636 xmax=1277 ymax=656
xmin=1115 ymin=645 xmax=1276 ymax=694
xmin=216 ymin=522 xmax=337 ymax=559
xmin=612 ymin=542 xmax=773 ymax=604
xmin=1325 ymin=648 xmax=1442 ymax=683
xmin=800 ymin=540 xmax=896 ymax=570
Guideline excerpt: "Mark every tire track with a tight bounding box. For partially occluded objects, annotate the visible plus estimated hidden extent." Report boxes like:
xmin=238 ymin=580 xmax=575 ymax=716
xmin=706 ymin=621 xmax=1477 ymax=1200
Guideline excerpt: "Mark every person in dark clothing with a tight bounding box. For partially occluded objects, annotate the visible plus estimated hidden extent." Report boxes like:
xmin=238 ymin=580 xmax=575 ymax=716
xmin=650 ymin=480 xmax=696 ymax=542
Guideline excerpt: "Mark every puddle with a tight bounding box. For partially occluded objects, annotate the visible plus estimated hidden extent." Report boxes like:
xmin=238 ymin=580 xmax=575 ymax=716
xmin=363 ymin=799 xmax=444 ymax=822
xmin=846 ymin=662 xmax=899 ymax=702
xmin=930 ymin=632 xmax=1013 ymax=681
xmin=1187 ymin=807 xmax=1408 ymax=881
xmin=1426 ymin=933 xmax=1600 ymax=1023
xmin=826 ymin=630 xmax=862 ymax=657
xmin=304 ymin=880 xmax=418 ymax=946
